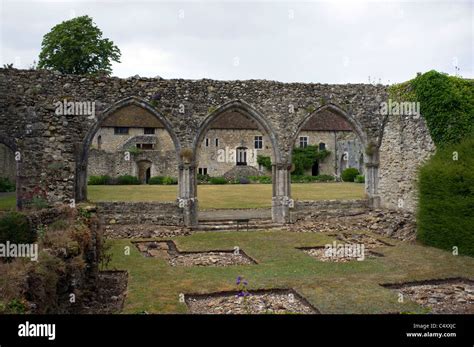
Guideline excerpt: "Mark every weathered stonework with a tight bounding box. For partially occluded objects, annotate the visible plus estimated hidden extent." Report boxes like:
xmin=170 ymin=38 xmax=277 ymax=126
xmin=0 ymin=68 xmax=435 ymax=226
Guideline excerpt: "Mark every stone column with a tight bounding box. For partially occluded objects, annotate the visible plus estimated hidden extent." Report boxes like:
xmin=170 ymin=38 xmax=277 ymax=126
xmin=365 ymin=155 xmax=380 ymax=209
xmin=272 ymin=163 xmax=292 ymax=224
xmin=178 ymin=163 xmax=198 ymax=227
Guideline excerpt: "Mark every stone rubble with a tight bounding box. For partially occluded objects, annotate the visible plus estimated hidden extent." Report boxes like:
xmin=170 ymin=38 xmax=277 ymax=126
xmin=288 ymin=209 xmax=416 ymax=241
xmin=301 ymin=247 xmax=382 ymax=262
xmin=134 ymin=241 xmax=255 ymax=266
xmin=388 ymin=280 xmax=474 ymax=314
xmin=105 ymin=224 xmax=192 ymax=239
xmin=186 ymin=291 xmax=317 ymax=314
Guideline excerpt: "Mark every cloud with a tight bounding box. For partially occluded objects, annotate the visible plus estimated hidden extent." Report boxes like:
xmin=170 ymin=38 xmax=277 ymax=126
xmin=1 ymin=0 xmax=472 ymax=83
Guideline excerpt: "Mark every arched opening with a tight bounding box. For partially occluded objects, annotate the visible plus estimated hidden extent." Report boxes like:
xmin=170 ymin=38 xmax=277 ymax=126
xmin=192 ymin=100 xmax=281 ymax=218
xmin=0 ymin=138 xmax=19 ymax=211
xmin=76 ymin=97 xmax=180 ymax=204
xmin=291 ymin=104 xmax=369 ymax=203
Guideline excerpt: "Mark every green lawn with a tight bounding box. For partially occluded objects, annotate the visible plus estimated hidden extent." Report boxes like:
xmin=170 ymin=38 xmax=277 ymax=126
xmin=107 ymin=229 xmax=474 ymax=314
xmin=0 ymin=193 xmax=15 ymax=211
xmin=87 ymin=182 xmax=365 ymax=210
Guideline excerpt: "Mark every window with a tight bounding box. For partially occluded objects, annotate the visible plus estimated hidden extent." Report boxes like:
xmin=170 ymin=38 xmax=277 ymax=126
xmin=215 ymin=138 xmax=219 ymax=147
xmin=299 ymin=136 xmax=308 ymax=148
xmin=205 ymin=138 xmax=210 ymax=147
xmin=254 ymin=136 xmax=263 ymax=149
xmin=114 ymin=127 xmax=129 ymax=135
xmin=97 ymin=135 xmax=102 ymax=150
xmin=236 ymin=147 xmax=247 ymax=166
xmin=136 ymin=143 xmax=154 ymax=150
xmin=144 ymin=128 xmax=155 ymax=135
xmin=198 ymin=168 xmax=208 ymax=175
xmin=319 ymin=142 xmax=326 ymax=151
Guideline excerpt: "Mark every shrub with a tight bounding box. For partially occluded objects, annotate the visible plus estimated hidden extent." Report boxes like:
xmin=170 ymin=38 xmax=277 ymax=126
xmin=88 ymin=175 xmax=111 ymax=185
xmin=292 ymin=146 xmax=331 ymax=176
xmin=257 ymin=155 xmax=272 ymax=171
xmin=316 ymin=174 xmax=335 ymax=182
xmin=148 ymin=176 xmax=164 ymax=185
xmin=0 ymin=177 xmax=15 ymax=192
xmin=0 ymin=212 xmax=36 ymax=246
xmin=116 ymin=175 xmax=140 ymax=185
xmin=290 ymin=175 xmax=335 ymax=183
xmin=162 ymin=176 xmax=178 ymax=185
xmin=417 ymin=135 xmax=474 ymax=257
xmin=341 ymin=168 xmax=360 ymax=182
xmin=355 ymin=175 xmax=365 ymax=183
xmin=197 ymin=174 xmax=210 ymax=183
xmin=209 ymin=177 xmax=227 ymax=185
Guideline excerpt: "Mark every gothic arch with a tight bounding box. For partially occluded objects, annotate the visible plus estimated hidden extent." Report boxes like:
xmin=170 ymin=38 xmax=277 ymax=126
xmin=75 ymin=97 xmax=181 ymax=202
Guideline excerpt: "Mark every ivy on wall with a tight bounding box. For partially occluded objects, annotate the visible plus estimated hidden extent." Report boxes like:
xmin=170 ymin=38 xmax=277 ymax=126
xmin=389 ymin=70 xmax=474 ymax=146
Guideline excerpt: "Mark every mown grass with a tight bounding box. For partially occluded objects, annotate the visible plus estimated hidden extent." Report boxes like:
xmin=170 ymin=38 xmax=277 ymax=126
xmin=107 ymin=230 xmax=474 ymax=314
xmin=87 ymin=182 xmax=365 ymax=210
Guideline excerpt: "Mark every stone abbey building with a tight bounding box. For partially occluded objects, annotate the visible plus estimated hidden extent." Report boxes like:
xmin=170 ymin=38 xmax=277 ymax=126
xmin=88 ymin=105 xmax=364 ymax=183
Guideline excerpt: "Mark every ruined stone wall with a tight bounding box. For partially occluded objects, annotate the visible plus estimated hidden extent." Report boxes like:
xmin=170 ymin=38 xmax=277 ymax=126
xmin=96 ymin=201 xmax=184 ymax=225
xmin=290 ymin=199 xmax=369 ymax=221
xmin=0 ymin=68 xmax=433 ymax=216
xmin=378 ymin=114 xmax=435 ymax=212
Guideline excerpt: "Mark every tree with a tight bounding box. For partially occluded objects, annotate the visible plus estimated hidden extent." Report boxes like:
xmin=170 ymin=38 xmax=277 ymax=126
xmin=38 ymin=15 xmax=121 ymax=75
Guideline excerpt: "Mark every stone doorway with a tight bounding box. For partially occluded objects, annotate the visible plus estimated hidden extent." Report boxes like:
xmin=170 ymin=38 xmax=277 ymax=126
xmin=137 ymin=160 xmax=152 ymax=184
xmin=312 ymin=160 xmax=319 ymax=176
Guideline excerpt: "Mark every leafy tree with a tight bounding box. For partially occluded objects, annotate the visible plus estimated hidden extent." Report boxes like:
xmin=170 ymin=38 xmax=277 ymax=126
xmin=38 ymin=15 xmax=121 ymax=75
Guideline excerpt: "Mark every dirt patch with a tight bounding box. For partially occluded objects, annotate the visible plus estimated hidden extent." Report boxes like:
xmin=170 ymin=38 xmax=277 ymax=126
xmin=185 ymin=289 xmax=318 ymax=314
xmin=76 ymin=270 xmax=128 ymax=314
xmin=134 ymin=241 xmax=256 ymax=266
xmin=382 ymin=278 xmax=474 ymax=314
xmin=299 ymin=246 xmax=383 ymax=262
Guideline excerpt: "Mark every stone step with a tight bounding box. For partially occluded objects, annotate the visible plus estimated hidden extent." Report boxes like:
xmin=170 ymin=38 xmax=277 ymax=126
xmin=192 ymin=223 xmax=284 ymax=231
xmin=198 ymin=219 xmax=273 ymax=226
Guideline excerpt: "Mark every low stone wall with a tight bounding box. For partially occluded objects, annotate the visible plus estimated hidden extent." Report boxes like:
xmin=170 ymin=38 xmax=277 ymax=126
xmin=290 ymin=199 xmax=369 ymax=222
xmin=96 ymin=201 xmax=184 ymax=226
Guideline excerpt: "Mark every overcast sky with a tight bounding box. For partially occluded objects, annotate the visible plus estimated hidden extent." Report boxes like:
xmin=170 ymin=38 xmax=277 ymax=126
xmin=0 ymin=0 xmax=472 ymax=83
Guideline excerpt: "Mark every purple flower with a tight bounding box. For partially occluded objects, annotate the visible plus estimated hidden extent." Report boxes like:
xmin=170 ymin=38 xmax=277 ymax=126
xmin=236 ymin=276 xmax=242 ymax=285
xmin=243 ymin=281 xmax=248 ymax=286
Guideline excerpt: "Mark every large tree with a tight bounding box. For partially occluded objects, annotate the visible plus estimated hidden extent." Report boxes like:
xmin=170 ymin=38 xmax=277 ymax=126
xmin=38 ymin=15 xmax=121 ymax=75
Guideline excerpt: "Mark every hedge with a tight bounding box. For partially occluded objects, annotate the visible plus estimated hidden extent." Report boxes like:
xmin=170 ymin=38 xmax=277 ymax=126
xmin=417 ymin=134 xmax=474 ymax=256
xmin=341 ymin=168 xmax=360 ymax=182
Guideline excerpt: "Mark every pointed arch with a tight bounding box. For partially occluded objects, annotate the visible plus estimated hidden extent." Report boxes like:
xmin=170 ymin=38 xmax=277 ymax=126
xmin=192 ymin=99 xmax=282 ymax=163
xmin=75 ymin=97 xmax=181 ymax=202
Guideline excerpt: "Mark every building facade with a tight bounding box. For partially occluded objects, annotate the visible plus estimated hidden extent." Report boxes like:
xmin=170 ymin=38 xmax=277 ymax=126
xmin=88 ymin=107 xmax=364 ymax=182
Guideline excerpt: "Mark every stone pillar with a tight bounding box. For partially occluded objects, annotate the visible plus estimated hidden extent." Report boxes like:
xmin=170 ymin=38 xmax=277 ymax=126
xmin=178 ymin=163 xmax=198 ymax=227
xmin=365 ymin=156 xmax=380 ymax=209
xmin=272 ymin=163 xmax=292 ymax=224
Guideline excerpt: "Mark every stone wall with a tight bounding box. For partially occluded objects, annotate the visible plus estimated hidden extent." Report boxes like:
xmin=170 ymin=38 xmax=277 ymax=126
xmin=378 ymin=113 xmax=435 ymax=211
xmin=96 ymin=201 xmax=184 ymax=225
xmin=290 ymin=199 xmax=369 ymax=222
xmin=0 ymin=67 xmax=434 ymax=223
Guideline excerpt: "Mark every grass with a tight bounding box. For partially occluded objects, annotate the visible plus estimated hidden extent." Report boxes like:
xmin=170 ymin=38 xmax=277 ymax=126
xmin=0 ymin=193 xmax=15 ymax=211
xmin=87 ymin=182 xmax=365 ymax=210
xmin=107 ymin=229 xmax=474 ymax=314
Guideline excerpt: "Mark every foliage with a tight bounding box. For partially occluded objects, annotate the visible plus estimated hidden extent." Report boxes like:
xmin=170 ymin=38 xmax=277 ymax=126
xmin=292 ymin=146 xmax=330 ymax=176
xmin=389 ymin=70 xmax=474 ymax=146
xmin=197 ymin=174 xmax=210 ymax=184
xmin=162 ymin=176 xmax=178 ymax=185
xmin=88 ymin=175 xmax=111 ymax=185
xmin=0 ymin=177 xmax=15 ymax=192
xmin=116 ymin=175 xmax=140 ymax=185
xmin=257 ymin=155 xmax=272 ymax=171
xmin=355 ymin=175 xmax=365 ymax=183
xmin=341 ymin=168 xmax=360 ymax=182
xmin=30 ymin=196 xmax=49 ymax=210
xmin=0 ymin=212 xmax=36 ymax=246
xmin=38 ymin=15 xmax=121 ymax=75
xmin=148 ymin=176 xmax=164 ymax=185
xmin=417 ymin=134 xmax=474 ymax=256
xmin=209 ymin=177 xmax=227 ymax=185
